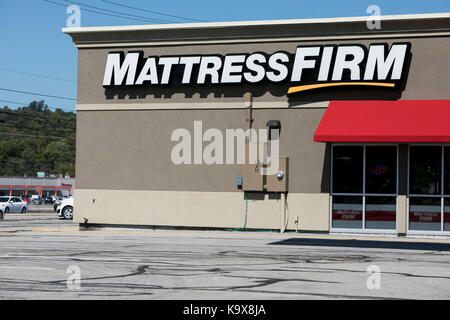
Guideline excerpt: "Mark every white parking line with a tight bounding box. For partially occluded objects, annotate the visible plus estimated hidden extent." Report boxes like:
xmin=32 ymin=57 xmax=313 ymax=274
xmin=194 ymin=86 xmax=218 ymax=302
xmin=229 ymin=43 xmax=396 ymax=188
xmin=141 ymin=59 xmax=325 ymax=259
xmin=0 ymin=266 xmax=55 ymax=270
xmin=0 ymin=254 xmax=142 ymax=262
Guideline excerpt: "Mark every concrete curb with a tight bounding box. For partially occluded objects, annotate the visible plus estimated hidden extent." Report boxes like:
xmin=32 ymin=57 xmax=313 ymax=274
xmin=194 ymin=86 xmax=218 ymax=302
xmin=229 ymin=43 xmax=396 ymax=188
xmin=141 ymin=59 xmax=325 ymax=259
xmin=6 ymin=213 xmax=55 ymax=216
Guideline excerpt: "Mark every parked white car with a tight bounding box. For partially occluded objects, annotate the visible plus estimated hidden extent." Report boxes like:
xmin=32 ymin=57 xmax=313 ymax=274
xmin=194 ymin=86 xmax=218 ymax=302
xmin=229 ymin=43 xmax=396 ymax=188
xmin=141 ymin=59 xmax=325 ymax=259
xmin=0 ymin=196 xmax=28 ymax=214
xmin=56 ymin=197 xmax=74 ymax=220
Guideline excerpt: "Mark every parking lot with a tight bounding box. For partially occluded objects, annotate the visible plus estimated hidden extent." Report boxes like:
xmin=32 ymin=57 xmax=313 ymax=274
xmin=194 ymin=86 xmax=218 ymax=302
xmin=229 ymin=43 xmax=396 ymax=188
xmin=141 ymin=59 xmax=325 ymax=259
xmin=0 ymin=213 xmax=449 ymax=300
xmin=26 ymin=204 xmax=55 ymax=212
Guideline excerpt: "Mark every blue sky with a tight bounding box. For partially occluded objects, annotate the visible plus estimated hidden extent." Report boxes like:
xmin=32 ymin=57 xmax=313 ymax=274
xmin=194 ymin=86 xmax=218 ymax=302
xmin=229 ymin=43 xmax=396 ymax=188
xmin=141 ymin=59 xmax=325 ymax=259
xmin=0 ymin=0 xmax=449 ymax=112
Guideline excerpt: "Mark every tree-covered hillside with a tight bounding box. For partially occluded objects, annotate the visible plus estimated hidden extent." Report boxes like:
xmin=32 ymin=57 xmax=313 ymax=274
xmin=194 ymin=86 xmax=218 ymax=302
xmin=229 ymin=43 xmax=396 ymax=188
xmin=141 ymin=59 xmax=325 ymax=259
xmin=0 ymin=101 xmax=76 ymax=177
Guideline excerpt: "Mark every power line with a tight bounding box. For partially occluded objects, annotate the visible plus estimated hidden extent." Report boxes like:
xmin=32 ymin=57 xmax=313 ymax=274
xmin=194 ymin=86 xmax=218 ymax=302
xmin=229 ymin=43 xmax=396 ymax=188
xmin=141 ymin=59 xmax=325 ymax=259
xmin=0 ymin=107 xmax=77 ymax=137
xmin=0 ymin=130 xmax=73 ymax=140
xmin=42 ymin=0 xmax=172 ymax=24
xmin=0 ymin=99 xmax=76 ymax=112
xmin=0 ymin=110 xmax=76 ymax=131
xmin=0 ymin=117 xmax=76 ymax=137
xmin=0 ymin=87 xmax=76 ymax=101
xmin=0 ymin=99 xmax=29 ymax=106
xmin=0 ymin=108 xmax=75 ymax=122
xmin=60 ymin=0 xmax=177 ymax=23
xmin=0 ymin=99 xmax=75 ymax=113
xmin=0 ymin=123 xmax=75 ymax=141
xmin=43 ymin=0 xmax=152 ymax=23
xmin=0 ymin=67 xmax=76 ymax=83
xmin=100 ymin=0 xmax=207 ymax=23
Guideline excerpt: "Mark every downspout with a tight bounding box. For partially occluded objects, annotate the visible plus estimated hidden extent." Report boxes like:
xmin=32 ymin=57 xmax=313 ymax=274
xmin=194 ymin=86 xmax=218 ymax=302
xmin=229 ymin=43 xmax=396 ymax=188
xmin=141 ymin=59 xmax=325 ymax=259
xmin=245 ymin=93 xmax=253 ymax=132
xmin=280 ymin=192 xmax=287 ymax=233
xmin=243 ymin=93 xmax=253 ymax=230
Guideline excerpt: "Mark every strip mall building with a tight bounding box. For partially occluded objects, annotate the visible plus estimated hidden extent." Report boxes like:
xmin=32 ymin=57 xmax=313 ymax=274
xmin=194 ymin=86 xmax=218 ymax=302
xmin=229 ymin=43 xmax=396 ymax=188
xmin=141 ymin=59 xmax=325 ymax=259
xmin=64 ymin=13 xmax=450 ymax=236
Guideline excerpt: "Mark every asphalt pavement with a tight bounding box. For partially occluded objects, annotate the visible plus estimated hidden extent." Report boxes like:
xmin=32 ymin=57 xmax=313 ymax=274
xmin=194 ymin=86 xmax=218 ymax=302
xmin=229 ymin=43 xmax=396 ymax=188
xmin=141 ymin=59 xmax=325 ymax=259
xmin=26 ymin=204 xmax=55 ymax=212
xmin=0 ymin=214 xmax=449 ymax=300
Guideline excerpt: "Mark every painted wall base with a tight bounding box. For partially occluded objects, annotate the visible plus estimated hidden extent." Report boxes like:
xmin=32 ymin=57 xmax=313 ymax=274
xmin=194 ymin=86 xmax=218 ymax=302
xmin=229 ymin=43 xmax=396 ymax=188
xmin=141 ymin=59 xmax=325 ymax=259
xmin=74 ymin=189 xmax=330 ymax=232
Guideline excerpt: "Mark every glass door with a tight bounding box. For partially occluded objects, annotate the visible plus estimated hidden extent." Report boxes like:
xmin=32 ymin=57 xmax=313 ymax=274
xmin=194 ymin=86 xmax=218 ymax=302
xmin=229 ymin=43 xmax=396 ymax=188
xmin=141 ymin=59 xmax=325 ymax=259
xmin=408 ymin=146 xmax=450 ymax=234
xmin=331 ymin=145 xmax=398 ymax=232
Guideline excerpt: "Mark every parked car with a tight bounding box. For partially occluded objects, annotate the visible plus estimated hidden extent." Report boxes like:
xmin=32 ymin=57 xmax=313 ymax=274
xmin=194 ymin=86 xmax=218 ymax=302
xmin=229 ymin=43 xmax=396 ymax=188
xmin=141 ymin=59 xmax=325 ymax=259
xmin=31 ymin=196 xmax=43 ymax=204
xmin=0 ymin=196 xmax=28 ymax=214
xmin=43 ymin=197 xmax=53 ymax=204
xmin=56 ymin=197 xmax=73 ymax=220
xmin=53 ymin=197 xmax=64 ymax=211
xmin=20 ymin=195 xmax=31 ymax=203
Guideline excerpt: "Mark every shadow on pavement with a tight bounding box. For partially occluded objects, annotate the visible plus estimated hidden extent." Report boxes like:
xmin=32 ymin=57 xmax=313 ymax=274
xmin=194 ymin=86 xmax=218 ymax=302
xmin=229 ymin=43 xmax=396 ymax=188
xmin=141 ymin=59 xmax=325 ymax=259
xmin=269 ymin=238 xmax=450 ymax=251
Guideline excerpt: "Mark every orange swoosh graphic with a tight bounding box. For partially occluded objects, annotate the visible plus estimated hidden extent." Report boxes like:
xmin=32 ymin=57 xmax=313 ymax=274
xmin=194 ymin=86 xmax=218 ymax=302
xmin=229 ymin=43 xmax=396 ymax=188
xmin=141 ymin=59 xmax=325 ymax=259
xmin=287 ymin=82 xmax=396 ymax=94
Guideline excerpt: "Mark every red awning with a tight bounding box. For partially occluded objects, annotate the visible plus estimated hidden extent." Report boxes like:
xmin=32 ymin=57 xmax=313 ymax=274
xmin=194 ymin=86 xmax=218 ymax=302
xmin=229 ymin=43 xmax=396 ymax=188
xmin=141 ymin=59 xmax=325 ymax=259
xmin=314 ymin=100 xmax=450 ymax=142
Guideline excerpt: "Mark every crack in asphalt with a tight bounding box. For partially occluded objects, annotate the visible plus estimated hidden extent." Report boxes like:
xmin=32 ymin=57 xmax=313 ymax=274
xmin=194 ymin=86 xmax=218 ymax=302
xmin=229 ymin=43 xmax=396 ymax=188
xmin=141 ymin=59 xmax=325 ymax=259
xmin=0 ymin=216 xmax=449 ymax=299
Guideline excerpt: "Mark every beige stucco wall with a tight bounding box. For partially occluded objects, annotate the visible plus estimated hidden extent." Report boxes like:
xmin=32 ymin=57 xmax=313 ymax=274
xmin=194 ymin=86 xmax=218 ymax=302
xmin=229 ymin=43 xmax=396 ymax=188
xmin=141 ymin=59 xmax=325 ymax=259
xmin=75 ymin=107 xmax=330 ymax=194
xmin=76 ymin=36 xmax=450 ymax=107
xmin=74 ymin=189 xmax=330 ymax=232
xmin=74 ymin=100 xmax=331 ymax=231
xmin=397 ymin=195 xmax=407 ymax=234
xmin=67 ymin=17 xmax=450 ymax=232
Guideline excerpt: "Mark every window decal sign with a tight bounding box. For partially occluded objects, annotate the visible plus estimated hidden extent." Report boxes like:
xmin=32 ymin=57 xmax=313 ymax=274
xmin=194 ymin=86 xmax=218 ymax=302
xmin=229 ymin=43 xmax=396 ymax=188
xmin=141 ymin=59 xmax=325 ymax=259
xmin=103 ymin=42 xmax=411 ymax=95
xmin=371 ymin=165 xmax=389 ymax=175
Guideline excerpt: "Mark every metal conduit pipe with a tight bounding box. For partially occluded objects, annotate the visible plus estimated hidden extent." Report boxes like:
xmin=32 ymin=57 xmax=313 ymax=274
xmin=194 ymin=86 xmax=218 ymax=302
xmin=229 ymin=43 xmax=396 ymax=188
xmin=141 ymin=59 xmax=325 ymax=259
xmin=243 ymin=93 xmax=253 ymax=230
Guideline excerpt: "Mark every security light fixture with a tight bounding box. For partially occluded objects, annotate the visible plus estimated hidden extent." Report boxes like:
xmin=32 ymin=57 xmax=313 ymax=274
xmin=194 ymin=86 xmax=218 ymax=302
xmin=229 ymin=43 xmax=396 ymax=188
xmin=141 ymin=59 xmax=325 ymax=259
xmin=266 ymin=120 xmax=281 ymax=140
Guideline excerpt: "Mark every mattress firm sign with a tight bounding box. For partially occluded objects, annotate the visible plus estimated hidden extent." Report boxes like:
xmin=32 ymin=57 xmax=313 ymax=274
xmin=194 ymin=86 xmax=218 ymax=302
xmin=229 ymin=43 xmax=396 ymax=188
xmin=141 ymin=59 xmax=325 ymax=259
xmin=102 ymin=43 xmax=411 ymax=94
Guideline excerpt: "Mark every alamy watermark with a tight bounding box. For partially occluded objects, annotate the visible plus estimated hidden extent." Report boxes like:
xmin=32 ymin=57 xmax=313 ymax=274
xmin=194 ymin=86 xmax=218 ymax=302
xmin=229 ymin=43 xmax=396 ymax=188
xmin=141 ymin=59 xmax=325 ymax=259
xmin=366 ymin=5 xmax=381 ymax=30
xmin=66 ymin=265 xmax=81 ymax=290
xmin=171 ymin=121 xmax=281 ymax=175
xmin=366 ymin=265 xmax=381 ymax=290
xmin=66 ymin=4 xmax=81 ymax=28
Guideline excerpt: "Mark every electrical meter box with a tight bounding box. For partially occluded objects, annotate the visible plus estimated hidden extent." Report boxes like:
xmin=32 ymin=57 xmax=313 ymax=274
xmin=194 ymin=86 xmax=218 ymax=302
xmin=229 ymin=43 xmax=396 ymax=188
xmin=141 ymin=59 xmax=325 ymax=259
xmin=266 ymin=157 xmax=289 ymax=192
xmin=242 ymin=157 xmax=289 ymax=192
xmin=242 ymin=162 xmax=264 ymax=191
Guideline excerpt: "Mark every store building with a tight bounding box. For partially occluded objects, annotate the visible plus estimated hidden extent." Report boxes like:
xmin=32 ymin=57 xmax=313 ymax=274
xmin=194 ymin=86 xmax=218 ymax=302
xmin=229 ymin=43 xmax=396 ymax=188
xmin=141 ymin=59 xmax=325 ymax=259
xmin=64 ymin=13 xmax=450 ymax=235
xmin=0 ymin=176 xmax=74 ymax=197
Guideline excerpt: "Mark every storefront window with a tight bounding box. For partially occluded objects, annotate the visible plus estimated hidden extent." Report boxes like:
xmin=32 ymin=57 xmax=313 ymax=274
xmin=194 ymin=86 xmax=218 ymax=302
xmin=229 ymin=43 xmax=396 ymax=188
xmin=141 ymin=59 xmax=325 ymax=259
xmin=366 ymin=146 xmax=397 ymax=194
xmin=332 ymin=196 xmax=362 ymax=229
xmin=332 ymin=146 xmax=363 ymax=194
xmin=444 ymin=198 xmax=450 ymax=232
xmin=365 ymin=196 xmax=396 ymax=229
xmin=409 ymin=197 xmax=441 ymax=231
xmin=332 ymin=145 xmax=397 ymax=231
xmin=408 ymin=146 xmax=450 ymax=233
xmin=409 ymin=146 xmax=441 ymax=195
xmin=445 ymin=147 xmax=450 ymax=231
xmin=444 ymin=147 xmax=450 ymax=195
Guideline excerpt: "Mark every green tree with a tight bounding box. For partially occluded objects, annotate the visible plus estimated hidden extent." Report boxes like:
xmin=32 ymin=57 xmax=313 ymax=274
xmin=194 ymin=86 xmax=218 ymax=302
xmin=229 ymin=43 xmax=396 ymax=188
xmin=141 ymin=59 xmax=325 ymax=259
xmin=0 ymin=100 xmax=76 ymax=177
